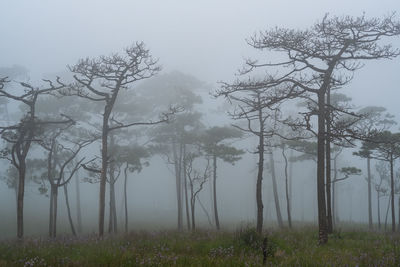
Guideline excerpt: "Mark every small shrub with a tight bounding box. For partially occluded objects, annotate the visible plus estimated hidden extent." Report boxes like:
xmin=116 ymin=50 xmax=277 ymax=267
xmin=234 ymin=226 xmax=263 ymax=249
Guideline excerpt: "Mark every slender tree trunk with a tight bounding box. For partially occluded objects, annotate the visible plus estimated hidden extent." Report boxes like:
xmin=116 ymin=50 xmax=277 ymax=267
xmin=367 ymin=157 xmax=373 ymax=230
xmin=398 ymin=196 xmax=400 ymax=232
xmin=99 ymin=118 xmax=109 ymax=237
xmin=53 ymin=187 xmax=58 ymax=238
xmin=390 ymin=155 xmax=395 ymax=232
xmin=269 ymin=151 xmax=284 ymax=228
xmin=326 ymin=87 xmax=333 ymax=234
xmin=108 ymin=175 xmax=113 ymax=234
xmin=172 ymin=142 xmax=183 ymax=231
xmin=75 ymin=171 xmax=82 ymax=234
xmin=17 ymin=162 xmax=26 ymax=239
xmin=317 ymin=90 xmax=328 ymax=244
xmin=49 ymin=185 xmax=55 ymax=237
xmin=332 ymin=157 xmax=336 ymax=228
xmin=112 ymin=182 xmax=117 ymax=233
xmin=63 ymin=182 xmax=76 ymax=236
xmin=288 ymin=150 xmax=293 ymax=219
xmin=108 ymin=197 xmax=113 ymax=233
xmin=255 ymin=140 xmax=264 ymax=233
xmin=333 ymin=156 xmax=339 ymax=225
xmin=108 ymin=135 xmax=118 ymax=234
xmin=385 ymin=195 xmax=391 ymax=231
xmin=191 ymin=197 xmax=196 ymax=231
xmin=108 ymin=179 xmax=117 ymax=234
xmin=256 ymin=103 xmax=264 ymax=234
xmin=282 ymin=146 xmax=292 ymax=228
xmin=213 ymin=154 xmax=220 ymax=230
xmin=183 ymin=146 xmax=191 ymax=231
xmin=377 ymin=192 xmax=381 ymax=230
xmin=124 ymin=163 xmax=129 ymax=233
xmin=189 ymin=180 xmax=196 ymax=231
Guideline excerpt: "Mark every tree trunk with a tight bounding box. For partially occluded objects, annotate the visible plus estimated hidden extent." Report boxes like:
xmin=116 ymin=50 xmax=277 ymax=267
xmin=63 ymin=182 xmax=76 ymax=236
xmin=269 ymin=151 xmax=284 ymax=228
xmin=326 ymin=87 xmax=333 ymax=234
xmin=213 ymin=154 xmax=220 ymax=230
xmin=183 ymin=146 xmax=191 ymax=231
xmin=385 ymin=195 xmax=391 ymax=231
xmin=49 ymin=185 xmax=55 ymax=237
xmin=108 ymin=186 xmax=113 ymax=234
xmin=53 ymin=187 xmax=58 ymax=238
xmin=108 ymin=135 xmax=118 ymax=234
xmin=282 ymin=146 xmax=292 ymax=228
xmin=172 ymin=142 xmax=183 ymax=231
xmin=390 ymin=155 xmax=395 ymax=232
xmin=124 ymin=163 xmax=129 ymax=233
xmin=317 ymin=90 xmax=328 ymax=244
xmin=99 ymin=117 xmax=109 ymax=237
xmin=191 ymin=197 xmax=196 ymax=231
xmin=256 ymin=102 xmax=264 ymax=234
xmin=367 ymin=157 xmax=373 ymax=230
xmin=332 ymin=156 xmax=336 ymax=228
xmin=288 ymin=150 xmax=293 ymax=219
xmin=75 ymin=171 xmax=82 ymax=234
xmin=377 ymin=192 xmax=381 ymax=230
xmin=17 ymin=161 xmax=26 ymax=239
xmin=398 ymin=196 xmax=400 ymax=232
xmin=108 ymin=178 xmax=117 ymax=234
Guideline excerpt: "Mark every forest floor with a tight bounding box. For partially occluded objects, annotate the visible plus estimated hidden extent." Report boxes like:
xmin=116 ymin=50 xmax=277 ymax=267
xmin=0 ymin=226 xmax=399 ymax=266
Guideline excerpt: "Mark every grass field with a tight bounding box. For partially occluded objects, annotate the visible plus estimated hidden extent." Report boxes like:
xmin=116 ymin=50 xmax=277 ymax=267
xmin=0 ymin=226 xmax=399 ymax=266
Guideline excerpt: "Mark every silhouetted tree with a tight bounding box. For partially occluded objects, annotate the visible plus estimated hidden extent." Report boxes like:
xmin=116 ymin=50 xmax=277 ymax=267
xmin=215 ymin=86 xmax=287 ymax=233
xmin=66 ymin=43 xmax=174 ymax=237
xmin=0 ymin=77 xmax=72 ymax=239
xmin=221 ymin=13 xmax=400 ymax=243
xmin=200 ymin=126 xmax=244 ymax=230
xmin=354 ymin=106 xmax=396 ymax=230
xmin=369 ymin=131 xmax=400 ymax=232
xmin=375 ymin=161 xmax=389 ymax=230
xmin=184 ymin=152 xmax=211 ymax=231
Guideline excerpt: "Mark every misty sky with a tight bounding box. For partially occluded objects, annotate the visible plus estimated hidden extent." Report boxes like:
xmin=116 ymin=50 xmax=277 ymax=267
xmin=1 ymin=0 xmax=399 ymax=114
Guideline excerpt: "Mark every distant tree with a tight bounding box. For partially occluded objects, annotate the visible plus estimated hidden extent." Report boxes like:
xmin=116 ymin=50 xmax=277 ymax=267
xmin=265 ymin=147 xmax=284 ymax=228
xmin=185 ymin=152 xmax=211 ymax=231
xmin=354 ymin=106 xmax=396 ymax=230
xmin=215 ymin=86 xmax=288 ymax=233
xmin=145 ymin=72 xmax=205 ymax=231
xmin=325 ymin=93 xmax=356 ymax=233
xmin=200 ymin=126 xmax=244 ymax=230
xmin=0 ymin=78 xmax=72 ymax=239
xmin=66 ymin=43 xmax=173 ymax=237
xmin=331 ymin=145 xmax=343 ymax=227
xmin=150 ymin=112 xmax=203 ymax=231
xmin=39 ymin=123 xmax=95 ymax=238
xmin=280 ymin=143 xmax=292 ymax=228
xmin=369 ymin=131 xmax=400 ymax=232
xmin=375 ymin=161 xmax=389 ymax=230
xmin=122 ymin=145 xmax=149 ymax=233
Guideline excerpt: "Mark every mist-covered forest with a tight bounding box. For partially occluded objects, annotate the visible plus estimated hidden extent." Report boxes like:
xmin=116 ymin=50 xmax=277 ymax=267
xmin=1 ymin=1 xmax=400 ymax=266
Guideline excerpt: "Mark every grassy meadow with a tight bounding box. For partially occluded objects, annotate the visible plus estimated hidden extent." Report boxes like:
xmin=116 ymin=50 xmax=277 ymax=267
xmin=0 ymin=226 xmax=399 ymax=266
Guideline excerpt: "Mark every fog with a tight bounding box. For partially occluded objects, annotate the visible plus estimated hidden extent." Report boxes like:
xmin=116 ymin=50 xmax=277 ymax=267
xmin=0 ymin=0 xmax=400 ymax=239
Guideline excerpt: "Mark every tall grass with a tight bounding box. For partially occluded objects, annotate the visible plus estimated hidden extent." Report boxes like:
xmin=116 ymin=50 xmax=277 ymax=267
xmin=0 ymin=226 xmax=399 ymax=266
